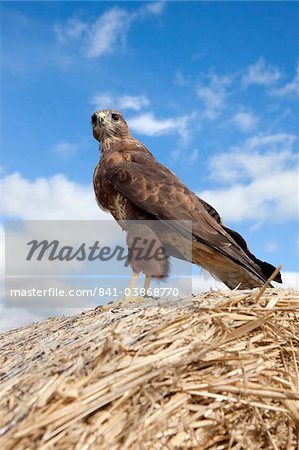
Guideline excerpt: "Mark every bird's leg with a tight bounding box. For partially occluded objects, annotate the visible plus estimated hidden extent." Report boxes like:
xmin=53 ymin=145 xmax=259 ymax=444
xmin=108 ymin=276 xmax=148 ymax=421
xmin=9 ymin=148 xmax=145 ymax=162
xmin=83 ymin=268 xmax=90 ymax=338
xmin=143 ymin=275 xmax=151 ymax=297
xmin=102 ymin=272 xmax=143 ymax=310
xmin=127 ymin=272 xmax=139 ymax=295
xmin=122 ymin=272 xmax=146 ymax=304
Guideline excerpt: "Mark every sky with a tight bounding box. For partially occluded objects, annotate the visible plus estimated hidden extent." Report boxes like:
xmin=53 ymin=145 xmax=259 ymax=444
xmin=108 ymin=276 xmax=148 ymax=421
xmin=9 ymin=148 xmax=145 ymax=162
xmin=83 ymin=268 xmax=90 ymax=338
xmin=1 ymin=1 xmax=298 ymax=330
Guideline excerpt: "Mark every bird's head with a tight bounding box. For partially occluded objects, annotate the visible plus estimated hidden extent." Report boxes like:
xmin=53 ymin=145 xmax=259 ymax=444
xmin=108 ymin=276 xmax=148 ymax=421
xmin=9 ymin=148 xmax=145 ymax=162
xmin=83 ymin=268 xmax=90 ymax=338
xmin=91 ymin=109 xmax=130 ymax=143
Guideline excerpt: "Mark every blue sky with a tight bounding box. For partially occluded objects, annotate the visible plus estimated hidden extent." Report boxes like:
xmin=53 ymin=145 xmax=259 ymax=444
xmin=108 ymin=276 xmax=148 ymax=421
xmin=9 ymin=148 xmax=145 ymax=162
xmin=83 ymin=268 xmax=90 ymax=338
xmin=1 ymin=1 xmax=298 ymax=296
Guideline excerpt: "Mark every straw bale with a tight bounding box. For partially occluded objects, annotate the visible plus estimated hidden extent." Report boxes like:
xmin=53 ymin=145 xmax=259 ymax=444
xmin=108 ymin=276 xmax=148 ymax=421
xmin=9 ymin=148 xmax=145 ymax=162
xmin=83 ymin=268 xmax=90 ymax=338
xmin=0 ymin=288 xmax=298 ymax=449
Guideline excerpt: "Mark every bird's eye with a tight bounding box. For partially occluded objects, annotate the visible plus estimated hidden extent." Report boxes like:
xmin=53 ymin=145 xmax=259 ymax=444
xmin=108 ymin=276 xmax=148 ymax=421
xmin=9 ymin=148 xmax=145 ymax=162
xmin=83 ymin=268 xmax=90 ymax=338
xmin=111 ymin=113 xmax=120 ymax=121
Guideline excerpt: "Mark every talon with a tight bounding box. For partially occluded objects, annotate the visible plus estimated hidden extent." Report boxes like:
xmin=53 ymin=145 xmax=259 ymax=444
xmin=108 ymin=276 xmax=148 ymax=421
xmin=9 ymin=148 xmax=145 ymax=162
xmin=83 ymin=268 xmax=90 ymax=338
xmin=100 ymin=273 xmax=149 ymax=310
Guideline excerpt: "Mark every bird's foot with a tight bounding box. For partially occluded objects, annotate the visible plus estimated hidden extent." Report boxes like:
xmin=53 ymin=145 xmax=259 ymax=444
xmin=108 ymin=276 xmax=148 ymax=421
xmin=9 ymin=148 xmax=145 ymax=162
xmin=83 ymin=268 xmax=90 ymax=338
xmin=102 ymin=294 xmax=144 ymax=310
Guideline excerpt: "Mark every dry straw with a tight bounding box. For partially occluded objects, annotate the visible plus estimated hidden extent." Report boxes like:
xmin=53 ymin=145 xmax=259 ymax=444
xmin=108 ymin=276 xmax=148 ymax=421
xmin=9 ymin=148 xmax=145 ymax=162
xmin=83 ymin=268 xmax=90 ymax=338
xmin=0 ymin=288 xmax=298 ymax=449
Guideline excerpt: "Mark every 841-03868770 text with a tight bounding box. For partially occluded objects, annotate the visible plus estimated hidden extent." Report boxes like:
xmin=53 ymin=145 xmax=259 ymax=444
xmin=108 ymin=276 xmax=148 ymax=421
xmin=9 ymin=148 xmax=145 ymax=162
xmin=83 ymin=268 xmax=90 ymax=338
xmin=97 ymin=287 xmax=179 ymax=297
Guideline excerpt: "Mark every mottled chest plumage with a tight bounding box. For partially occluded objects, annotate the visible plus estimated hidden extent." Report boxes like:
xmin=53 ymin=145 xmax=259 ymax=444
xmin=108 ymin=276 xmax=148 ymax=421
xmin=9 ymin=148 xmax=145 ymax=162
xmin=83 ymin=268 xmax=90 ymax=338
xmin=93 ymin=161 xmax=130 ymax=221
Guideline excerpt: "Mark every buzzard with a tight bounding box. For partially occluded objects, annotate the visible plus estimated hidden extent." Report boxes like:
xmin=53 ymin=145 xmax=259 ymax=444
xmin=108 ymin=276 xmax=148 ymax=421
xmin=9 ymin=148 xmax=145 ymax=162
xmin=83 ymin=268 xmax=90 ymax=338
xmin=92 ymin=109 xmax=282 ymax=297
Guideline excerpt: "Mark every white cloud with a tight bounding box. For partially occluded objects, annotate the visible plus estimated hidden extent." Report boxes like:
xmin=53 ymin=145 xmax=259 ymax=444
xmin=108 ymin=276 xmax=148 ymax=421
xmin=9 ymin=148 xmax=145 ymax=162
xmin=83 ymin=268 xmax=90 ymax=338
xmin=0 ymin=304 xmax=44 ymax=333
xmin=198 ymin=133 xmax=298 ymax=223
xmin=209 ymin=137 xmax=296 ymax=184
xmin=128 ymin=111 xmax=191 ymax=142
xmin=91 ymin=93 xmax=149 ymax=111
xmin=232 ymin=111 xmax=258 ymax=132
xmin=264 ymin=241 xmax=278 ymax=253
xmin=200 ymin=173 xmax=298 ymax=223
xmin=0 ymin=172 xmax=107 ymax=220
xmin=170 ymin=147 xmax=199 ymax=164
xmin=53 ymin=140 xmax=78 ymax=157
xmin=55 ymin=3 xmax=165 ymax=59
xmin=141 ymin=1 xmax=165 ymax=16
xmin=86 ymin=8 xmax=131 ymax=58
xmin=245 ymin=133 xmax=296 ymax=151
xmin=242 ymin=58 xmax=281 ymax=87
xmin=169 ymin=148 xmax=180 ymax=162
xmin=118 ymin=95 xmax=149 ymax=111
xmin=271 ymin=63 xmax=299 ymax=97
xmin=174 ymin=70 xmax=189 ymax=87
xmin=188 ymin=148 xmax=199 ymax=164
xmin=191 ymin=271 xmax=298 ymax=292
xmin=190 ymin=273 xmax=227 ymax=293
xmin=196 ymin=74 xmax=232 ymax=119
xmin=54 ymin=19 xmax=87 ymax=44
xmin=280 ymin=272 xmax=299 ymax=290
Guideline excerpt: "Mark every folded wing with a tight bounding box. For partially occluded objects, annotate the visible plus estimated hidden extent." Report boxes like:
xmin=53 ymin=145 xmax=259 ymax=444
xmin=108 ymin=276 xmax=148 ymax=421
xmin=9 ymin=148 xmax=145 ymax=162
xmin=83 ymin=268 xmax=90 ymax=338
xmin=106 ymin=150 xmax=278 ymax=288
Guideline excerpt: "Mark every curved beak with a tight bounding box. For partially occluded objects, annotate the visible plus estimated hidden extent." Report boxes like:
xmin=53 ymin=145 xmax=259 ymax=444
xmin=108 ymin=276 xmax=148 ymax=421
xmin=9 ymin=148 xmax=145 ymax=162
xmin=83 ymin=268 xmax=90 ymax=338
xmin=92 ymin=111 xmax=106 ymax=127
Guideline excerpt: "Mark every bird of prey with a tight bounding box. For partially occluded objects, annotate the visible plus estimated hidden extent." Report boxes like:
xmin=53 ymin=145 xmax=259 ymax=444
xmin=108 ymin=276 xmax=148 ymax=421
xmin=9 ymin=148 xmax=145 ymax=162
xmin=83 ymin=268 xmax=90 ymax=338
xmin=92 ymin=109 xmax=282 ymax=298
